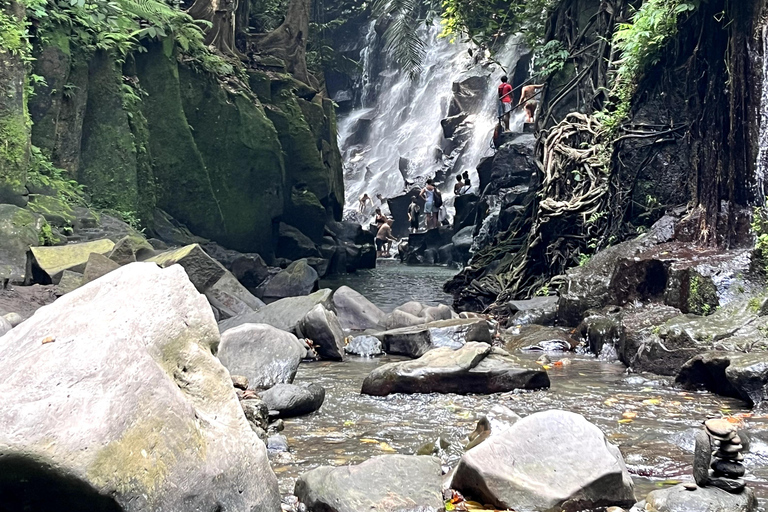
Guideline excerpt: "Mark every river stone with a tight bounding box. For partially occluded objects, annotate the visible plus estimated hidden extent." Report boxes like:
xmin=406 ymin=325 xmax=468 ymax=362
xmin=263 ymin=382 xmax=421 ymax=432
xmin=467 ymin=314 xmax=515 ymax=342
xmin=2 ymin=312 xmax=23 ymax=328
xmin=107 ymin=234 xmax=154 ymax=265
xmin=295 ymin=455 xmax=443 ymax=512
xmin=711 ymin=459 xmax=745 ymax=477
xmin=394 ymin=301 xmax=426 ymax=316
xmin=361 ymin=342 xmax=549 ymax=396
xmin=693 ymin=429 xmax=712 ymax=486
xmin=423 ymin=304 xmax=453 ymax=322
xmin=241 ymin=397 xmax=269 ymax=439
xmin=267 ymin=434 xmax=289 ymax=453
xmin=344 ymin=335 xmax=383 ymax=356
xmin=259 ymin=383 xmax=325 ymax=418
xmin=677 ymin=352 xmax=768 ymax=407
xmin=219 ymin=289 xmax=333 ymax=334
xmin=204 ymin=271 xmax=265 ymax=319
xmin=644 ymin=483 xmax=757 ymax=512
xmin=382 ymin=308 xmax=425 ymax=330
xmin=147 ymin=243 xmax=226 ymax=292
xmin=28 ymin=239 xmax=115 ymax=284
xmin=297 ymin=304 xmax=345 ymax=361
xmin=0 ymin=205 xmax=45 ymax=284
xmin=502 ymin=324 xmax=578 ymax=352
xmin=217 ymin=323 xmax=306 ymax=388
xmin=81 ymin=252 xmax=121 ymax=285
xmin=0 ymin=262 xmax=280 ymax=511
xmin=331 ymin=285 xmax=386 ymax=331
xmin=707 ymin=477 xmax=746 ymax=493
xmin=452 ymin=410 xmax=635 ymax=511
xmin=705 ymin=419 xmax=737 ymax=437
xmin=378 ymin=318 xmax=492 ymax=358
xmin=262 ymin=259 xmax=319 ymax=302
xmin=505 ymin=296 xmax=560 ymax=326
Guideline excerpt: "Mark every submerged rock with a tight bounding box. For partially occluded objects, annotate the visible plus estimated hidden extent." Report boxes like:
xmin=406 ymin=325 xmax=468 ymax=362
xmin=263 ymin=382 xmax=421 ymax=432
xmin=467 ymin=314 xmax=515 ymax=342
xmin=452 ymin=410 xmax=635 ymax=511
xmin=361 ymin=342 xmax=549 ymax=396
xmin=295 ymin=455 xmax=443 ymax=512
xmin=502 ymin=324 xmax=578 ymax=352
xmin=217 ymin=323 xmax=306 ymax=389
xmin=259 ymin=383 xmax=325 ymax=418
xmin=378 ymin=318 xmax=491 ymax=358
xmin=0 ymin=263 xmax=280 ymax=511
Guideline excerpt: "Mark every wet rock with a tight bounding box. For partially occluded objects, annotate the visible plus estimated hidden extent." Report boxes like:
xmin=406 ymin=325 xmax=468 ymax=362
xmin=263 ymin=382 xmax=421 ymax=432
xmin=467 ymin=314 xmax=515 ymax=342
xmin=204 ymin=272 xmax=265 ymax=319
xmin=262 ymin=259 xmax=319 ymax=302
xmin=217 ymin=324 xmax=306 ymax=388
xmin=441 ymin=113 xmax=468 ymax=139
xmin=295 ymin=455 xmax=443 ymax=512
xmin=378 ymin=318 xmax=492 ymax=358
xmin=453 ymin=196 xmax=479 ymax=233
xmin=107 ymin=234 xmax=154 ymax=265
xmin=219 ymin=289 xmax=333 ymax=335
xmin=267 ymin=434 xmax=290 ymax=453
xmin=0 ymin=205 xmax=45 ymax=284
xmin=344 ymin=335 xmax=383 ymax=357
xmin=325 ymin=220 xmax=374 ymax=247
xmin=297 ymin=305 xmax=345 ymax=361
xmin=259 ymin=383 xmax=325 ymax=418
xmin=147 ymin=243 xmax=226 ymax=292
xmin=361 ymin=342 xmax=549 ymax=396
xmin=28 ymin=239 xmax=115 ymax=284
xmin=241 ymin=397 xmax=270 ymax=439
xmin=465 ymin=405 xmax=521 ymax=450
xmin=81 ymin=253 xmax=121 ymax=285
xmin=401 ymin=228 xmax=455 ymax=265
xmin=693 ymin=429 xmax=712 ymax=486
xmin=452 ymin=410 xmax=635 ymax=511
xmin=677 ymin=351 xmax=768 ymax=407
xmin=276 ymin=223 xmax=321 ymax=261
xmin=643 ymin=483 xmax=757 ymax=512
xmin=332 ymin=285 xmax=386 ymax=331
xmin=230 ymin=254 xmax=270 ymax=291
xmin=231 ymin=374 xmax=249 ymax=390
xmin=503 ymin=296 xmax=559 ymax=327
xmin=502 ymin=324 xmax=578 ymax=352
xmin=0 ymin=263 xmax=280 ymax=511
xmin=2 ymin=312 xmax=23 ymax=328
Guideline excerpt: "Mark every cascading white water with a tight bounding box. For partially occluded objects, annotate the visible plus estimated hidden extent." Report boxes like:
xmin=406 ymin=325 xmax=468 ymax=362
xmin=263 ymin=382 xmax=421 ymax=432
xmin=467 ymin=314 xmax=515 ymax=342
xmin=339 ymin=23 xmax=527 ymax=220
xmin=756 ymin=24 xmax=768 ymax=205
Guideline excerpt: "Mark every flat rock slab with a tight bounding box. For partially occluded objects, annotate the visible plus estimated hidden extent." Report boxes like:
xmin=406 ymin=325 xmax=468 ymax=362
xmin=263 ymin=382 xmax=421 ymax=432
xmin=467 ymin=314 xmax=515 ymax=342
xmin=217 ymin=323 xmax=306 ymax=388
xmin=452 ymin=410 xmax=635 ymax=511
xmin=295 ymin=455 xmax=443 ymax=512
xmin=0 ymin=262 xmax=280 ymax=511
xmin=644 ymin=483 xmax=757 ymax=512
xmin=361 ymin=342 xmax=549 ymax=396
xmin=29 ymin=238 xmax=115 ymax=283
xmin=377 ymin=318 xmax=492 ymax=358
xmin=219 ymin=289 xmax=333 ymax=334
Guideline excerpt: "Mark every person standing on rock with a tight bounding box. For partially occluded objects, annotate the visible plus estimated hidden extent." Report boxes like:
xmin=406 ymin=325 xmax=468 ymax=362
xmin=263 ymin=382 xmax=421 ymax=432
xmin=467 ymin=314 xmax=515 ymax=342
xmin=376 ymin=219 xmax=397 ymax=257
xmin=420 ymin=179 xmax=438 ymax=230
xmin=519 ymin=84 xmax=543 ymax=123
xmin=497 ymin=75 xmax=514 ymax=131
xmin=359 ymin=193 xmax=371 ymax=213
xmin=453 ymin=175 xmax=464 ymax=195
xmin=408 ymin=197 xmax=421 ymax=233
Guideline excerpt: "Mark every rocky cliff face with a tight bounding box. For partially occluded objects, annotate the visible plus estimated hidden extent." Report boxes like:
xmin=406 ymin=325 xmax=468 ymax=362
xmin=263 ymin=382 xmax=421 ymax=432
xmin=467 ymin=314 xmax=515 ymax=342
xmin=22 ymin=27 xmax=344 ymax=261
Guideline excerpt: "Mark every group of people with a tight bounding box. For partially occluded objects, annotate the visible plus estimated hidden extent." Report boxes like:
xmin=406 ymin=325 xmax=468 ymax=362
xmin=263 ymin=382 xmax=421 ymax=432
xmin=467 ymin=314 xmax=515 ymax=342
xmin=497 ymin=75 xmax=543 ymax=131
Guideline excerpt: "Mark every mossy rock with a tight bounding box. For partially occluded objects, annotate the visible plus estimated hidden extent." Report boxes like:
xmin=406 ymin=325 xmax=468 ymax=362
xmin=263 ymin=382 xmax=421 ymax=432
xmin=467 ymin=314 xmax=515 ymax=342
xmin=282 ymin=187 xmax=326 ymax=243
xmin=108 ymin=234 xmax=155 ymax=265
xmin=29 ymin=238 xmax=115 ymax=284
xmin=247 ymin=70 xmax=272 ymax=103
xmin=0 ymin=204 xmax=46 ymax=284
xmin=26 ymin=194 xmax=75 ymax=228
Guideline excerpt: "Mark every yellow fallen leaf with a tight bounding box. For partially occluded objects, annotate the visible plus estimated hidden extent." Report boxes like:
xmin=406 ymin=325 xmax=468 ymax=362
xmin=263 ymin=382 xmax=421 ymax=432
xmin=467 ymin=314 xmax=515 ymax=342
xmin=604 ymin=398 xmax=618 ymax=406
xmin=379 ymin=442 xmax=396 ymax=452
xmin=642 ymin=399 xmax=661 ymax=406
xmin=542 ymin=365 xmax=552 ymax=370
xmin=622 ymin=411 xmax=637 ymax=419
xmin=343 ymin=420 xmax=355 ymax=426
xmin=42 ymin=336 xmax=55 ymax=344
xmin=618 ymin=419 xmax=634 ymax=424
xmin=360 ymin=438 xmax=379 ymax=444
xmin=641 ymin=387 xmax=653 ymax=392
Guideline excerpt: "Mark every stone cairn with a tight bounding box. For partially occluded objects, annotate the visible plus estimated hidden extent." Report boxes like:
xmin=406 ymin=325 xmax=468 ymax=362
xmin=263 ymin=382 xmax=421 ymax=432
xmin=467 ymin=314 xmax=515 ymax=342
xmin=693 ymin=418 xmax=746 ymax=493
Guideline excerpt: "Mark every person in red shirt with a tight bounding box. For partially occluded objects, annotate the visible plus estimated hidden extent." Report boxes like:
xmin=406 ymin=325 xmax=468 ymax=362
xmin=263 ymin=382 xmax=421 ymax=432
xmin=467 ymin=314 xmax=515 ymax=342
xmin=497 ymin=75 xmax=513 ymax=131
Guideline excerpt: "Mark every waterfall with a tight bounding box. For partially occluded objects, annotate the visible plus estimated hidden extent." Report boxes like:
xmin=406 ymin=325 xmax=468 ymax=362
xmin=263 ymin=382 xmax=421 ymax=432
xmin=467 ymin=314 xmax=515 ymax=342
xmin=756 ymin=24 xmax=768 ymax=205
xmin=338 ymin=23 xmax=527 ymax=220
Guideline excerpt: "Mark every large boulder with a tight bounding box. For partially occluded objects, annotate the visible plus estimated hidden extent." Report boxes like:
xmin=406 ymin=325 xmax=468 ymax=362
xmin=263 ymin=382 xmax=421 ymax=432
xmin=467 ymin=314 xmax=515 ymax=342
xmin=107 ymin=234 xmax=154 ymax=265
xmin=217 ymin=323 xmax=306 ymax=389
xmin=204 ymin=272 xmax=265 ymax=320
xmin=261 ymin=259 xmax=319 ymax=302
xmin=676 ymin=351 xmax=768 ymax=407
xmin=295 ymin=455 xmax=443 ymax=512
xmin=0 ymin=263 xmax=280 ymax=511
xmin=81 ymin=252 xmax=120 ymax=285
xmin=378 ymin=318 xmax=491 ymax=358
xmin=28 ymin=238 xmax=115 ymax=284
xmin=219 ymin=289 xmax=333 ymax=334
xmin=452 ymin=410 xmax=635 ymax=511
xmin=361 ymin=342 xmax=549 ymax=396
xmin=297 ymin=305 xmax=345 ymax=361
xmin=639 ymin=483 xmax=757 ymax=512
xmin=0 ymin=205 xmax=45 ymax=284
xmin=276 ymin=223 xmax=321 ymax=261
xmin=259 ymin=383 xmax=325 ymax=418
xmin=147 ymin=243 xmax=225 ymax=292
xmin=332 ymin=286 xmax=386 ymax=331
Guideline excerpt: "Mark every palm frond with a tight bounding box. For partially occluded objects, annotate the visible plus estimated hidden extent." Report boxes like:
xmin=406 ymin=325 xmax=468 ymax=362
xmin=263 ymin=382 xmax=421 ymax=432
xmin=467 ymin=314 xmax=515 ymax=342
xmin=374 ymin=0 xmax=426 ymax=77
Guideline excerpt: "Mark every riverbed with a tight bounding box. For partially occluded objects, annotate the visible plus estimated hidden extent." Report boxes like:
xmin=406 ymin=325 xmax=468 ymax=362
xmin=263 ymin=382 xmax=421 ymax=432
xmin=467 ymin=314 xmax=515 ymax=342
xmin=281 ymin=261 xmax=768 ymax=507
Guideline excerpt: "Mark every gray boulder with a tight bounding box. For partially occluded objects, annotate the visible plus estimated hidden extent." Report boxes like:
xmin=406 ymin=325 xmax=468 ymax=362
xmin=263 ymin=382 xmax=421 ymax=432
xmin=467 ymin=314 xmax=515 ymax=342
xmin=677 ymin=351 xmax=768 ymax=407
xmin=262 ymin=259 xmax=319 ymax=302
xmin=295 ymin=455 xmax=443 ymax=512
xmin=147 ymin=243 xmax=226 ymax=292
xmin=2 ymin=312 xmax=23 ymax=328
xmin=259 ymin=383 xmax=325 ymax=418
xmin=276 ymin=222 xmax=321 ymax=261
xmin=204 ymin=272 xmax=265 ymax=320
xmin=505 ymin=296 xmax=559 ymax=326
xmin=379 ymin=318 xmax=491 ymax=358
xmin=107 ymin=234 xmax=155 ymax=265
xmin=0 ymin=316 xmax=11 ymax=337
xmin=452 ymin=410 xmax=635 ymax=511
xmin=502 ymin=325 xmax=578 ymax=352
xmin=81 ymin=252 xmax=121 ymax=285
xmin=217 ymin=323 xmax=306 ymax=389
xmin=361 ymin=342 xmax=549 ymax=396
xmin=423 ymin=304 xmax=453 ymax=322
xmin=219 ymin=289 xmax=333 ymax=334
xmin=297 ymin=305 xmax=345 ymax=361
xmin=0 ymin=262 xmax=280 ymax=511
xmin=332 ymin=286 xmax=386 ymax=331
xmin=382 ymin=308 xmax=425 ymax=330
xmin=641 ymin=483 xmax=757 ymax=512
xmin=345 ymin=335 xmax=383 ymax=357
xmin=0 ymin=205 xmax=45 ymax=284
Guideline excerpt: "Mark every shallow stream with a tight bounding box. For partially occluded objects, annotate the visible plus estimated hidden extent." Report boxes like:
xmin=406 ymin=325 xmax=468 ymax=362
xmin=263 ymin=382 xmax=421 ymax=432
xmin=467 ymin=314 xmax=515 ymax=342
xmin=278 ymin=262 xmax=768 ymax=507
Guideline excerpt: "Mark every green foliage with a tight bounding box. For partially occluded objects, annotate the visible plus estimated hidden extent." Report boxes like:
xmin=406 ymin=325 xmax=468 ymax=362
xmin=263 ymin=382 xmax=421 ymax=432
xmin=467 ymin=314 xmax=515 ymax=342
xmin=27 ymin=145 xmax=86 ymax=204
xmin=38 ymin=222 xmax=60 ymax=245
xmin=373 ymin=0 xmax=436 ymax=77
xmin=752 ymin=201 xmax=768 ymax=275
xmin=250 ymin=0 xmax=288 ymax=33
xmin=578 ymin=253 xmax=590 ymax=266
xmin=534 ymin=40 xmax=568 ymax=80
xmin=0 ymin=6 xmax=29 ymax=57
xmin=102 ymin=208 xmax=143 ymax=230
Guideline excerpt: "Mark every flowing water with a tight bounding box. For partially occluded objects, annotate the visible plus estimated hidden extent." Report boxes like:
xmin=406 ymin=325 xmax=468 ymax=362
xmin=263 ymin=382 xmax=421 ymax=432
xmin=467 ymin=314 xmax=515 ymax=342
xmin=276 ymin=263 xmax=768 ymax=508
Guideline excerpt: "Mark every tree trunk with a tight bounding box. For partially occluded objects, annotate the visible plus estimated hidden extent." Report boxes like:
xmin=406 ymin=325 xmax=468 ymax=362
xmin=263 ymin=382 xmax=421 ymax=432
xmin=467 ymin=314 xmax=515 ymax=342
xmin=187 ymin=0 xmax=239 ymax=56
xmin=251 ymin=0 xmax=311 ymax=85
xmin=0 ymin=0 xmax=30 ymax=206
